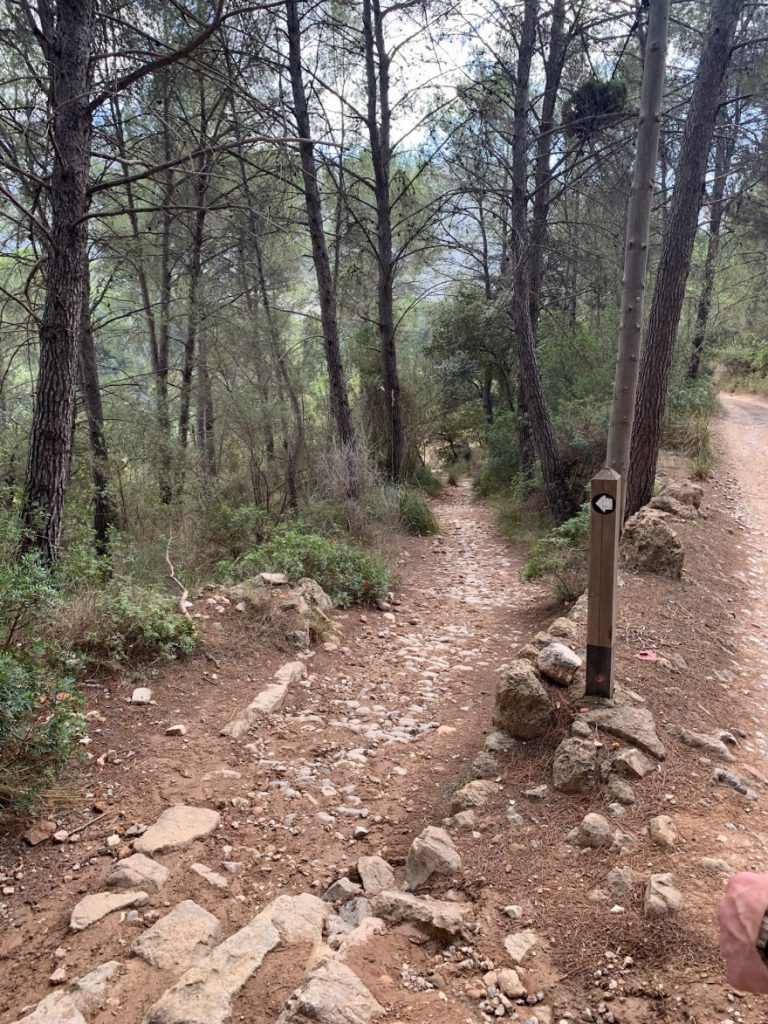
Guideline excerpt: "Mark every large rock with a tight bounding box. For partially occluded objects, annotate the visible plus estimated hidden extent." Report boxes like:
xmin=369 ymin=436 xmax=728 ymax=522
xmin=357 ymin=856 xmax=395 ymax=896
xmin=142 ymin=897 xmax=326 ymax=1023
xmin=537 ymin=643 xmax=582 ymax=687
xmin=371 ymin=891 xmax=469 ymax=935
xmin=132 ymin=900 xmax=221 ymax=969
xmin=106 ymin=853 xmax=169 ymax=893
xmin=296 ymin=578 xmax=334 ymax=614
xmin=70 ymin=891 xmax=148 ymax=932
xmin=665 ymin=725 xmax=735 ymax=762
xmin=548 ymin=617 xmax=581 ymax=642
xmin=134 ymin=805 xmax=220 ymax=856
xmin=649 ymin=494 xmax=696 ymax=520
xmin=582 ymin=706 xmax=666 ymax=761
xmin=17 ymin=963 xmax=121 ymax=1024
xmin=621 ymin=508 xmax=683 ymax=579
xmin=405 ymin=826 xmax=461 ymax=890
xmin=277 ymin=958 xmax=382 ymax=1024
xmin=660 ymin=480 xmax=704 ymax=509
xmin=492 ymin=660 xmax=554 ymax=740
xmin=606 ymin=776 xmax=635 ymax=806
xmin=552 ymin=737 xmax=597 ymax=794
xmin=644 ymin=874 xmax=682 ymax=918
xmin=449 ymin=779 xmax=501 ymax=814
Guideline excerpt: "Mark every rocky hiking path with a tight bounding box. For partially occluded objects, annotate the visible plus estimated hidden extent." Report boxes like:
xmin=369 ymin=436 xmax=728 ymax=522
xmin=7 ymin=423 xmax=768 ymax=1024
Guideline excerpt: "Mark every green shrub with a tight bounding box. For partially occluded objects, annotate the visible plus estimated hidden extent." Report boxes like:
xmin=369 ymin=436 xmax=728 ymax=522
xmin=57 ymin=581 xmax=198 ymax=667
xmin=222 ymin=529 xmax=390 ymax=607
xmin=398 ymin=488 xmax=439 ymax=535
xmin=0 ymin=652 xmax=84 ymax=811
xmin=0 ymin=553 xmax=59 ymax=649
xmin=665 ymin=380 xmax=717 ymax=479
xmin=523 ymin=504 xmax=590 ymax=601
xmin=474 ymin=411 xmax=522 ymax=497
xmin=412 ymin=463 xmax=443 ymax=497
xmin=203 ymin=505 xmax=274 ymax=559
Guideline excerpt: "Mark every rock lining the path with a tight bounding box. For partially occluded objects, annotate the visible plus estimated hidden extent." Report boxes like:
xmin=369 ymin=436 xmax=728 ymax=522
xmin=70 ymin=891 xmax=148 ymax=932
xmin=17 ymin=961 xmax=121 ymax=1024
xmin=221 ymin=661 xmax=308 ymax=738
xmin=132 ymin=900 xmax=221 ymax=969
xmin=644 ymin=874 xmax=682 ymax=918
xmin=277 ymin=958 xmax=383 ymax=1024
xmin=106 ymin=853 xmax=169 ymax=893
xmin=357 ymin=856 xmax=395 ymax=896
xmin=537 ymin=643 xmax=582 ymax=687
xmin=405 ymin=826 xmax=461 ymax=890
xmin=492 ymin=660 xmax=554 ymax=739
xmin=371 ymin=890 xmax=470 ymax=935
xmin=134 ymin=805 xmax=220 ymax=856
xmin=665 ymin=724 xmax=736 ymax=762
xmin=621 ymin=508 xmax=684 ymax=579
xmin=581 ymin=706 xmax=666 ymax=761
xmin=552 ymin=738 xmax=597 ymax=794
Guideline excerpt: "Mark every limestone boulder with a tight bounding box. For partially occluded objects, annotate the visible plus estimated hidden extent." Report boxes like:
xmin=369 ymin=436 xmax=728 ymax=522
xmin=405 ymin=826 xmax=461 ymax=890
xmin=660 ymin=480 xmax=704 ymax=509
xmin=621 ymin=508 xmax=683 ymax=579
xmin=648 ymin=815 xmax=678 ymax=849
xmin=357 ymin=856 xmax=395 ymax=896
xmin=492 ymin=660 xmax=554 ymax=740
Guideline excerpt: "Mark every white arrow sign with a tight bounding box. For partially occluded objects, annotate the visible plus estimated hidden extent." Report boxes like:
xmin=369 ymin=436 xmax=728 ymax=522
xmin=593 ymin=493 xmax=615 ymax=515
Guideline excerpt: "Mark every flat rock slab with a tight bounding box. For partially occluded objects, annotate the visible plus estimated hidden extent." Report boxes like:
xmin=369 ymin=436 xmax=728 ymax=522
xmin=132 ymin=900 xmax=221 ymax=970
xmin=106 ymin=853 xmax=169 ymax=893
xmin=665 ymin=725 xmax=735 ymax=762
xmin=504 ymin=930 xmax=538 ymax=964
xmin=190 ymin=862 xmax=228 ymax=889
xmin=142 ymin=894 xmax=328 ymax=1024
xmin=582 ymin=707 xmax=666 ymax=761
xmin=371 ymin=890 xmax=469 ymax=935
xmin=277 ymin=958 xmax=383 ymax=1024
xmin=221 ymin=662 xmax=307 ymax=738
xmin=134 ymin=805 xmax=220 ymax=856
xmin=71 ymin=891 xmax=148 ymax=932
xmin=18 ymin=961 xmax=121 ymax=1024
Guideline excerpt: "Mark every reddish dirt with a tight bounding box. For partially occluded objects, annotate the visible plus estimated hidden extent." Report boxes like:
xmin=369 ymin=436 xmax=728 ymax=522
xmin=3 ymin=396 xmax=768 ymax=1023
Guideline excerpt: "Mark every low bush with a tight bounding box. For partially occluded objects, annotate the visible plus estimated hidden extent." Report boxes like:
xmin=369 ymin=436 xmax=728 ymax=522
xmin=474 ymin=411 xmax=523 ymax=497
xmin=221 ymin=529 xmax=390 ymax=607
xmin=665 ymin=380 xmax=717 ymax=479
xmin=203 ymin=504 xmax=274 ymax=559
xmin=412 ymin=463 xmax=443 ymax=497
xmin=522 ymin=504 xmax=590 ymax=601
xmin=398 ymin=488 xmax=439 ymax=535
xmin=0 ymin=652 xmax=84 ymax=812
xmin=53 ymin=581 xmax=198 ymax=668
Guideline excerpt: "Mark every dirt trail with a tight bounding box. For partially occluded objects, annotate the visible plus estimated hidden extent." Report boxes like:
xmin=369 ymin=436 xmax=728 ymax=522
xmin=0 ymin=481 xmax=553 ymax=1024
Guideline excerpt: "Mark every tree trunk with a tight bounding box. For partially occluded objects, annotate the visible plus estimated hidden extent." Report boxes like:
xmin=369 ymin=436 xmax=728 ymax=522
xmin=78 ymin=266 xmax=117 ymax=556
xmin=605 ymin=0 xmax=669 ymax=518
xmin=195 ymin=330 xmax=216 ymax=476
xmin=21 ymin=0 xmax=95 ymax=562
xmin=179 ymin=149 xmax=209 ymax=450
xmin=285 ymin=0 xmax=356 ymax=459
xmin=509 ymin=0 xmax=575 ymax=522
xmin=687 ymin=103 xmax=738 ymax=379
xmin=626 ymin=0 xmax=743 ymax=517
xmin=363 ymin=0 xmax=404 ymax=481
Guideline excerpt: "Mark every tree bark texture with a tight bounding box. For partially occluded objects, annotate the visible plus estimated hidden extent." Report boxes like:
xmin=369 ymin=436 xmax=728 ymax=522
xmin=687 ymin=105 xmax=738 ymax=379
xmin=626 ymin=0 xmax=743 ymax=517
xmin=21 ymin=0 xmax=95 ymax=561
xmin=509 ymin=0 xmax=575 ymax=522
xmin=78 ymin=267 xmax=118 ymax=555
xmin=605 ymin=0 xmax=669 ymax=518
xmin=286 ymin=0 xmax=356 ymax=457
xmin=363 ymin=0 xmax=404 ymax=482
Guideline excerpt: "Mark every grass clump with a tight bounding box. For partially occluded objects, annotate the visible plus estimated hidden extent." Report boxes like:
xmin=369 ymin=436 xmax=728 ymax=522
xmin=522 ymin=504 xmax=590 ymax=601
xmin=665 ymin=380 xmax=717 ymax=479
xmin=398 ymin=488 xmax=439 ymax=536
xmin=0 ymin=652 xmax=84 ymax=812
xmin=221 ymin=528 xmax=390 ymax=607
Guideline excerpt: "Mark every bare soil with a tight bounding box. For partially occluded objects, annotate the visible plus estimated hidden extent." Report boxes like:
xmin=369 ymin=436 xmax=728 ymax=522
xmin=2 ymin=392 xmax=768 ymax=1024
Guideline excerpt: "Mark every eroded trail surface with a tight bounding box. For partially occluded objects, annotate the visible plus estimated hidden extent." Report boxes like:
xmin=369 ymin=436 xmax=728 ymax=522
xmin=0 ymin=482 xmax=551 ymax=1024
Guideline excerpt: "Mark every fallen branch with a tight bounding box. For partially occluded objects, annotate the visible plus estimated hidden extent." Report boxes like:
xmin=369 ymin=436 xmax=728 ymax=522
xmin=165 ymin=536 xmax=191 ymax=618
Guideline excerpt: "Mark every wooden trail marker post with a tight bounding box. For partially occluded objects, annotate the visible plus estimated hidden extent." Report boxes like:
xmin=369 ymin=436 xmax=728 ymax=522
xmin=586 ymin=468 xmax=621 ymax=698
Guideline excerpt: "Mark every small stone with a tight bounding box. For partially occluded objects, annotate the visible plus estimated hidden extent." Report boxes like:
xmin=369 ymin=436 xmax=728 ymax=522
xmin=449 ymin=780 xmax=501 ymax=814
xmin=406 ymin=826 xmax=461 ymax=890
xmin=577 ymin=813 xmax=611 ymax=849
xmin=70 ymin=891 xmax=148 ymax=931
xmin=471 ymin=751 xmax=501 ymax=779
xmin=665 ymin=725 xmax=735 ymax=762
xmin=276 ymin=958 xmax=382 ymax=1024
xmin=53 ymin=830 xmax=69 ymax=843
xmin=106 ymin=853 xmax=169 ymax=894
xmin=496 ymin=967 xmax=526 ymax=999
xmin=611 ymin=746 xmax=655 ymax=779
xmin=537 ymin=643 xmax=582 ymax=687
xmin=49 ymin=968 xmax=67 ymax=985
xmin=504 ymin=931 xmax=538 ymax=964
xmin=134 ymin=805 xmax=220 ymax=856
xmin=648 ymin=814 xmax=678 ymax=849
xmin=324 ymin=877 xmax=363 ymax=903
xmin=582 ymin=707 xmax=666 ymax=761
xmin=699 ymin=857 xmax=734 ymax=875
xmin=503 ymin=905 xmax=523 ymax=920
xmin=131 ymin=687 xmax=152 ymax=705
xmin=606 ymin=776 xmax=635 ymax=806
xmin=621 ymin=507 xmax=683 ymax=579
xmin=552 ymin=738 xmax=597 ymax=794
xmin=522 ymin=785 xmax=548 ymax=801
xmin=23 ymin=820 xmax=57 ymax=846
xmin=165 ymin=724 xmax=187 ymax=736
xmin=606 ymin=866 xmax=634 ymax=897
xmin=644 ymin=873 xmax=682 ymax=918
xmin=571 ymin=720 xmax=592 ymax=739
xmin=357 ymin=856 xmax=395 ymax=896
xmin=710 ymin=768 xmax=758 ymax=800
xmin=484 ymin=731 xmax=517 ymax=753
xmin=190 ymin=863 xmax=228 ymax=889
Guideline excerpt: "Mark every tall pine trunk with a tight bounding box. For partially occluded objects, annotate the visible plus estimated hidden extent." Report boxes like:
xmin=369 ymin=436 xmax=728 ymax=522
xmin=509 ymin=0 xmax=575 ymax=522
xmin=285 ymin=0 xmax=357 ymax=464
xmin=605 ymin=0 xmax=669 ymax=516
xmin=626 ymin=0 xmax=743 ymax=516
xmin=21 ymin=0 xmax=95 ymax=561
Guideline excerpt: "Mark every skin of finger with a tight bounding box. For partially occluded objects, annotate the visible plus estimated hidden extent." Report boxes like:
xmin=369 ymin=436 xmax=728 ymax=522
xmin=717 ymin=873 xmax=768 ymax=993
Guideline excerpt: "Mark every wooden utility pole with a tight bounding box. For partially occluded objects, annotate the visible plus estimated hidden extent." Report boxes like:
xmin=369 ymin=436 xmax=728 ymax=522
xmin=605 ymin=0 xmax=669 ymax=520
xmin=586 ymin=0 xmax=670 ymax=698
